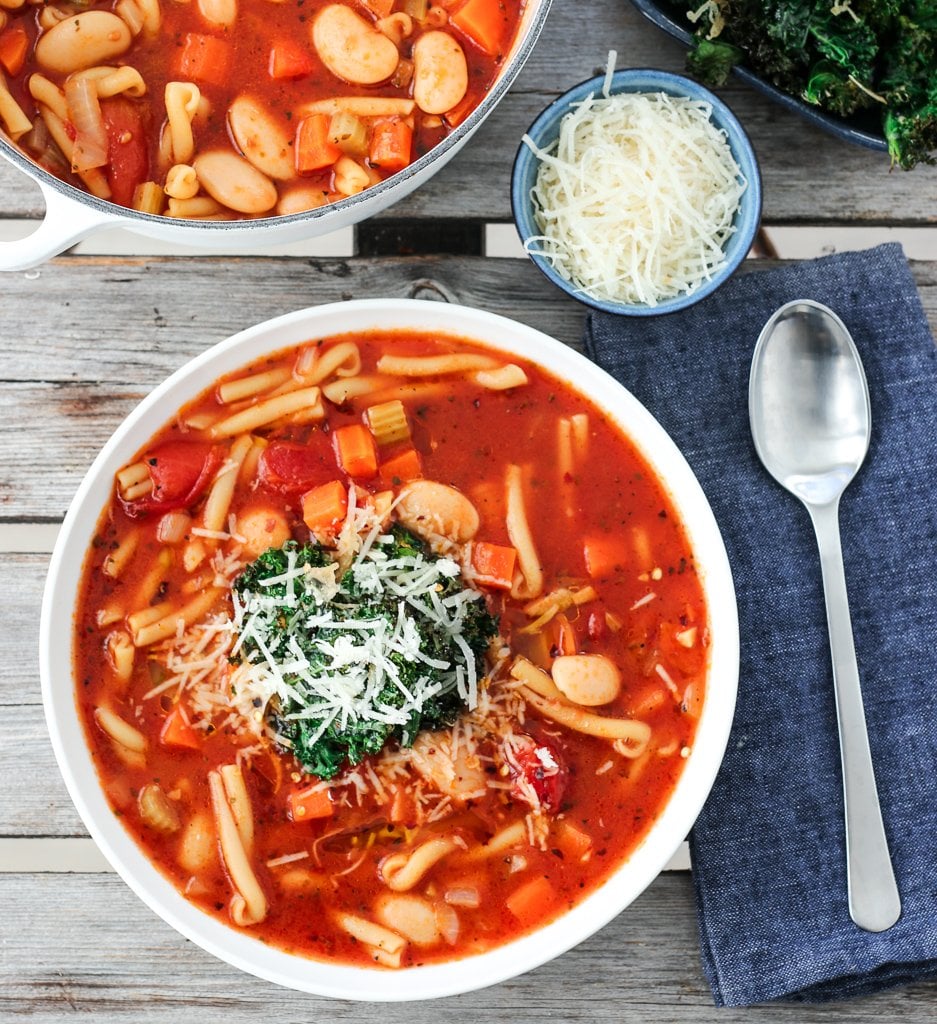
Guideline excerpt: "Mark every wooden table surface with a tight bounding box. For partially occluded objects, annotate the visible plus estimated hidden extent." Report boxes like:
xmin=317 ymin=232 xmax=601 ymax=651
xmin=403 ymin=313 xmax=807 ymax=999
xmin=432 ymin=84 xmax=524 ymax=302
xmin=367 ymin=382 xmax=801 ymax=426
xmin=2 ymin=0 xmax=936 ymax=1019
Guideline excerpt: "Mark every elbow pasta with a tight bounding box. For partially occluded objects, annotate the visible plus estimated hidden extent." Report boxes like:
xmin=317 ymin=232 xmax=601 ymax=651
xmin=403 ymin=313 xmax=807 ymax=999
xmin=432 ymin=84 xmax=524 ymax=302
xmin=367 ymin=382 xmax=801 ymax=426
xmin=3 ymin=0 xmax=524 ymax=217
xmin=74 ymin=331 xmax=709 ymax=969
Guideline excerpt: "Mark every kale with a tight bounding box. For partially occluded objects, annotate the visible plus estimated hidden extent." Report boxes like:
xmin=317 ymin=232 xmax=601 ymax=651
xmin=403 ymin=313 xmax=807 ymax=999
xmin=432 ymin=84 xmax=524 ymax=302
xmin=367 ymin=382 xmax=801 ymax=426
xmin=233 ymin=529 xmax=498 ymax=781
xmin=673 ymin=0 xmax=937 ymax=168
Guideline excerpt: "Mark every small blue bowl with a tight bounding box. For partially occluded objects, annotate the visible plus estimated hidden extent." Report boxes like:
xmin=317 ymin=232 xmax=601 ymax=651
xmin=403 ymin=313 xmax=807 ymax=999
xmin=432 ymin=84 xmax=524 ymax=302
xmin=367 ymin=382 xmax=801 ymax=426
xmin=511 ymin=68 xmax=763 ymax=317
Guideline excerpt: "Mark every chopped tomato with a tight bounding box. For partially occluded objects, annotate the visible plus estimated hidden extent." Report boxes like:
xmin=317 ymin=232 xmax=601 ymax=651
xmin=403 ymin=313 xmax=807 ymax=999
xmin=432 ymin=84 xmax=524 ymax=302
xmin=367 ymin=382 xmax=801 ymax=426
xmin=259 ymin=437 xmax=335 ymax=493
xmin=0 ymin=26 xmax=28 ymax=76
xmin=121 ymin=440 xmax=221 ymax=518
xmin=101 ymin=98 xmax=149 ymax=208
xmin=505 ymin=735 xmax=567 ymax=812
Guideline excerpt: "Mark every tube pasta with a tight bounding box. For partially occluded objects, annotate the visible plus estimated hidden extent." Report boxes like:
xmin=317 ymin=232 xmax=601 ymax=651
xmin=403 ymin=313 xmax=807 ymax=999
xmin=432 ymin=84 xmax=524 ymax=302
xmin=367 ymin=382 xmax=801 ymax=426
xmin=78 ymin=65 xmax=147 ymax=98
xmin=557 ymin=417 xmax=574 ymax=517
xmin=295 ymin=341 xmax=361 ymax=385
xmin=201 ymin=435 xmax=252 ymax=531
xmin=218 ymin=367 xmax=292 ymax=405
xmin=209 ymin=769 xmax=267 ymax=925
xmin=335 ymin=912 xmax=406 ymax=954
xmin=28 ymin=75 xmax=68 ymax=121
xmin=505 ymin=464 xmax=543 ymax=599
xmin=238 ymin=435 xmax=267 ymax=484
xmin=167 ymin=195 xmax=224 ymax=218
xmin=132 ymin=587 xmax=223 ymax=646
xmin=164 ymin=81 xmax=200 ymax=164
xmin=114 ymin=0 xmax=145 ymax=34
xmin=462 ymin=820 xmax=527 ymax=861
xmin=380 ymin=837 xmax=459 ymax=891
xmin=520 ymin=686 xmax=652 ymax=749
xmin=375 ymin=353 xmax=499 ymax=377
xmin=322 ymin=374 xmax=396 ymax=405
xmin=126 ymin=600 xmax=173 ymax=635
xmin=473 ymin=364 xmax=528 ymax=390
xmin=571 ymin=412 xmax=589 ymax=453
xmin=106 ymin=630 xmax=136 ymax=682
xmin=103 ymin=530 xmax=139 ymax=578
xmin=220 ymin=762 xmax=254 ymax=855
xmin=209 ymin=387 xmax=323 ymax=437
xmin=164 ymin=163 xmax=199 ymax=200
xmin=0 ymin=71 xmax=32 ymax=138
xmin=136 ymin=0 xmax=161 ymax=33
xmin=94 ymin=706 xmax=147 ymax=752
xmin=301 ymin=97 xmax=415 ymax=117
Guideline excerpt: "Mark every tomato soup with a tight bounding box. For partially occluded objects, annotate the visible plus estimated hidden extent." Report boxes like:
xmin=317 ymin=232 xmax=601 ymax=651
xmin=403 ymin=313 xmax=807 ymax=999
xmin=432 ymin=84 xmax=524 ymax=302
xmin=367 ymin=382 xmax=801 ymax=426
xmin=74 ymin=331 xmax=708 ymax=967
xmin=0 ymin=0 xmax=523 ymax=216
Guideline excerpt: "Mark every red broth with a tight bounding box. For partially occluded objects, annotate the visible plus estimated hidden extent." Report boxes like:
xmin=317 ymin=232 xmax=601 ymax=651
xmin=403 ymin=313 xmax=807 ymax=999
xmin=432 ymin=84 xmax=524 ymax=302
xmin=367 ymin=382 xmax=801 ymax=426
xmin=0 ymin=0 xmax=523 ymax=216
xmin=74 ymin=331 xmax=708 ymax=966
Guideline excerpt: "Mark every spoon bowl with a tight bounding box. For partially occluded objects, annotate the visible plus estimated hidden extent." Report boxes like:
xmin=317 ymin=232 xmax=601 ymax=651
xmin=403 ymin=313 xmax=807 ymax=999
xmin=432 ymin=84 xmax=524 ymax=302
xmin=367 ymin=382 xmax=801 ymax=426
xmin=749 ymin=299 xmax=901 ymax=934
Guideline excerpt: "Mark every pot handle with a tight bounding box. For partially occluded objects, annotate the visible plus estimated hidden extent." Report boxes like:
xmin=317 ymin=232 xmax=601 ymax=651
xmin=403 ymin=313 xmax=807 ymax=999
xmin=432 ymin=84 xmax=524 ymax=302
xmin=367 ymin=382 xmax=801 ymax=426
xmin=0 ymin=182 xmax=120 ymax=272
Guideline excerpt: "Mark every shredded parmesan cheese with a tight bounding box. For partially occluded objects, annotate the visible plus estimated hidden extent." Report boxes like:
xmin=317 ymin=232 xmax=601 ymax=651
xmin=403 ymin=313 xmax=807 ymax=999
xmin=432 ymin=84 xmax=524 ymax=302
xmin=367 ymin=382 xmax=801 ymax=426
xmin=522 ymin=54 xmax=746 ymax=307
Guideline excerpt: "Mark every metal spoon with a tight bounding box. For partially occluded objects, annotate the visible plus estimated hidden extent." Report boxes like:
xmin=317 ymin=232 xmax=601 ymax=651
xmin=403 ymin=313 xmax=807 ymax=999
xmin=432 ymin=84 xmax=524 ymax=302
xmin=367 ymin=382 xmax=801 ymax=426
xmin=749 ymin=299 xmax=901 ymax=933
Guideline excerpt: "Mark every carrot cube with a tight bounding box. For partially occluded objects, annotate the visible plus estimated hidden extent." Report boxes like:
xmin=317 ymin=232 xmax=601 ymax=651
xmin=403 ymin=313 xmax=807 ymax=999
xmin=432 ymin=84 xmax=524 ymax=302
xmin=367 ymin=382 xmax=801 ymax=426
xmin=333 ymin=424 xmax=378 ymax=479
xmin=295 ymin=113 xmax=342 ymax=174
xmin=369 ymin=118 xmax=413 ymax=173
xmin=302 ymin=480 xmax=348 ymax=534
xmin=451 ymin=0 xmax=507 ymax=55
xmin=378 ymin=448 xmax=423 ymax=488
xmin=583 ymin=534 xmax=627 ymax=579
xmin=174 ymin=33 xmax=231 ymax=89
xmin=0 ymin=27 xmax=28 ymax=76
xmin=289 ymin=785 xmax=334 ymax=822
xmin=506 ymin=875 xmax=558 ymax=923
xmin=159 ymin=707 xmax=201 ymax=750
xmin=269 ymin=40 xmax=315 ymax=79
xmin=471 ymin=541 xmax=516 ymax=591
xmin=555 ymin=820 xmax=592 ymax=859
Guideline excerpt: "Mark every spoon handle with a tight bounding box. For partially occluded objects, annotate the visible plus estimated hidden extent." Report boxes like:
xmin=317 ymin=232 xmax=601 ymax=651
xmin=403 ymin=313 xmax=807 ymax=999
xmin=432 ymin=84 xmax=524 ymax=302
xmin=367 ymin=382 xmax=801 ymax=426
xmin=808 ymin=499 xmax=901 ymax=933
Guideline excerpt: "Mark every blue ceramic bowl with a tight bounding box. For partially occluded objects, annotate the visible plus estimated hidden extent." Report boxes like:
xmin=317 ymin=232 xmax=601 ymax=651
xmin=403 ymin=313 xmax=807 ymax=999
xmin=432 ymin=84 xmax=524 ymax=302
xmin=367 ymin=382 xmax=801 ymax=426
xmin=511 ymin=68 xmax=762 ymax=317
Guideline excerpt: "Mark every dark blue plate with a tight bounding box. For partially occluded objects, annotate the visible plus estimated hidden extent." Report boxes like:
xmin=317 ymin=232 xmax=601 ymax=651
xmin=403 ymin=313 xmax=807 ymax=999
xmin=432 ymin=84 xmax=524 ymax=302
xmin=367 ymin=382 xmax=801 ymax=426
xmin=630 ymin=0 xmax=888 ymax=153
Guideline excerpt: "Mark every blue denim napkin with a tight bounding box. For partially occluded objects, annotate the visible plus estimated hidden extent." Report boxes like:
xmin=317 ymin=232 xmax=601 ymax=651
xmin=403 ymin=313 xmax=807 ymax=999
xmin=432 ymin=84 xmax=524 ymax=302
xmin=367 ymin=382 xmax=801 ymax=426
xmin=584 ymin=244 xmax=937 ymax=1006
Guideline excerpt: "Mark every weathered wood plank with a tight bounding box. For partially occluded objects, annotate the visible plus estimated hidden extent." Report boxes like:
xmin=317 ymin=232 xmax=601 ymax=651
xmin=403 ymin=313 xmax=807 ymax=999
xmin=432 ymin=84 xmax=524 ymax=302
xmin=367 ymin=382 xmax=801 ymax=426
xmin=0 ymin=553 xmax=46 ymax=706
xmin=0 ymin=256 xmax=935 ymax=518
xmin=1 ymin=0 xmax=935 ymax=228
xmin=2 ymin=870 xmax=935 ymax=1021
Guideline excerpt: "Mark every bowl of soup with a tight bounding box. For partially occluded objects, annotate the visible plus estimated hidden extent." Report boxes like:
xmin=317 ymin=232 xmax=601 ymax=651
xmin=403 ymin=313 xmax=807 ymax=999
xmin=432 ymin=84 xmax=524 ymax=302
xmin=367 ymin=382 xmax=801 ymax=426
xmin=40 ymin=299 xmax=739 ymax=999
xmin=0 ymin=0 xmax=550 ymax=271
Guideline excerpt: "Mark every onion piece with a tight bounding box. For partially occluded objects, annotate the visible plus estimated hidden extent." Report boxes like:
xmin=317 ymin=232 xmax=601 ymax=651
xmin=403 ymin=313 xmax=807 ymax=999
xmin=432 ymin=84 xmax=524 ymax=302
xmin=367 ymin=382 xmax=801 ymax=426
xmin=157 ymin=510 xmax=192 ymax=544
xmin=65 ymin=75 xmax=109 ymax=172
xmin=435 ymin=902 xmax=460 ymax=946
xmin=444 ymin=886 xmax=480 ymax=908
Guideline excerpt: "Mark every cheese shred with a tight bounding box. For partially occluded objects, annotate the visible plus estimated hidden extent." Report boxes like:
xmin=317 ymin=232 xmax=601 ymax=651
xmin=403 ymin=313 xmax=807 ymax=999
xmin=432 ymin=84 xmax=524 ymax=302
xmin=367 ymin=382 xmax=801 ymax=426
xmin=523 ymin=56 xmax=746 ymax=307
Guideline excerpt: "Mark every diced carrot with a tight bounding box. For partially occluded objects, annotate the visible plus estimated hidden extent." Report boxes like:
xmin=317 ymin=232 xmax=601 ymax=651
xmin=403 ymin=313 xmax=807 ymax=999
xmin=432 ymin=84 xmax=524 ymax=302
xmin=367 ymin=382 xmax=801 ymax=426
xmin=555 ymin=820 xmax=592 ymax=859
xmin=451 ymin=0 xmax=506 ymax=55
xmin=288 ymin=785 xmax=334 ymax=822
xmin=160 ymin=707 xmax=201 ymax=750
xmin=553 ymin=612 xmax=577 ymax=656
xmin=301 ymin=479 xmax=348 ymax=535
xmin=269 ymin=39 xmax=315 ymax=79
xmin=442 ymin=92 xmax=475 ymax=129
xmin=387 ymin=786 xmax=418 ymax=826
xmin=506 ymin=875 xmax=558 ymax=923
xmin=295 ymin=113 xmax=342 ymax=174
xmin=378 ymin=447 xmax=423 ymax=488
xmin=333 ymin=424 xmax=378 ymax=479
xmin=369 ymin=118 xmax=413 ymax=173
xmin=471 ymin=541 xmax=516 ymax=591
xmin=583 ymin=534 xmax=627 ymax=579
xmin=174 ymin=33 xmax=231 ymax=89
xmin=0 ymin=27 xmax=28 ymax=76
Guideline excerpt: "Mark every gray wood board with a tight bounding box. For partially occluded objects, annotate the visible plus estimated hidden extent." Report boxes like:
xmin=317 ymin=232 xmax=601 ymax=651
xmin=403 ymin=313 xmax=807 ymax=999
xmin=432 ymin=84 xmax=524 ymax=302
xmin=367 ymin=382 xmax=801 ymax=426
xmin=2 ymin=870 xmax=936 ymax=1021
xmin=1 ymin=256 xmax=935 ymax=520
xmin=1 ymin=0 xmax=936 ymax=227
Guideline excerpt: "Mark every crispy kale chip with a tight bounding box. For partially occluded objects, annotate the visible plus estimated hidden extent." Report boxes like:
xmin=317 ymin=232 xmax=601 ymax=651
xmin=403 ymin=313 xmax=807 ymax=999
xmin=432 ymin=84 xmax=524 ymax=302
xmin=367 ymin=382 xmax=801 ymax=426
xmin=233 ymin=530 xmax=498 ymax=780
xmin=673 ymin=0 xmax=937 ymax=168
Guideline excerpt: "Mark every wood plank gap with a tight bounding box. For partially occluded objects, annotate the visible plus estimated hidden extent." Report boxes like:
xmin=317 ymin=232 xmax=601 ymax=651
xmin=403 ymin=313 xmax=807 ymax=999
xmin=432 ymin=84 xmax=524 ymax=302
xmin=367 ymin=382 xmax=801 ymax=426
xmin=1 ymin=837 xmax=691 ymax=873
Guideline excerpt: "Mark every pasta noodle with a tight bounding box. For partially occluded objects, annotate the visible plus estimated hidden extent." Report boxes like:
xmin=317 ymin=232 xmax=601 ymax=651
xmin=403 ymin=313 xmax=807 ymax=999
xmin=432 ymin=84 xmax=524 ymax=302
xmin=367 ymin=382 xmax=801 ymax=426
xmin=380 ymin=837 xmax=459 ymax=891
xmin=335 ymin=912 xmax=406 ymax=954
xmin=94 ymin=706 xmax=147 ymax=753
xmin=209 ymin=769 xmax=267 ymax=925
xmin=103 ymin=531 xmax=139 ymax=578
xmin=0 ymin=71 xmax=32 ymax=138
xmin=132 ymin=587 xmax=223 ymax=646
xmin=322 ymin=375 xmax=396 ymax=404
xmin=519 ymin=687 xmax=652 ymax=748
xmin=201 ymin=435 xmax=252 ymax=531
xmin=218 ymin=367 xmax=292 ymax=405
xmin=505 ymin=464 xmax=543 ymax=599
xmin=295 ymin=341 xmax=361 ymax=385
xmin=473 ymin=364 xmax=528 ymax=390
xmin=209 ymin=387 xmax=323 ymax=437
xmin=164 ymin=82 xmax=200 ymax=165
xmin=375 ymin=353 xmax=499 ymax=377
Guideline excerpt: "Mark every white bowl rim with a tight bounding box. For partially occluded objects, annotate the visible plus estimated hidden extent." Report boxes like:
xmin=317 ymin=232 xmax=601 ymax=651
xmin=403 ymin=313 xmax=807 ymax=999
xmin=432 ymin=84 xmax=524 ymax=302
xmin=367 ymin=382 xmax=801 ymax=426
xmin=40 ymin=298 xmax=739 ymax=1001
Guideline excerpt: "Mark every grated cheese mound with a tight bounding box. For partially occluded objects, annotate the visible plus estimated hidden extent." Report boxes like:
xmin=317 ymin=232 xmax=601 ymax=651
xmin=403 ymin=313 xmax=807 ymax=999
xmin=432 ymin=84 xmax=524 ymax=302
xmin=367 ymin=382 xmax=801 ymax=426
xmin=523 ymin=65 xmax=746 ymax=307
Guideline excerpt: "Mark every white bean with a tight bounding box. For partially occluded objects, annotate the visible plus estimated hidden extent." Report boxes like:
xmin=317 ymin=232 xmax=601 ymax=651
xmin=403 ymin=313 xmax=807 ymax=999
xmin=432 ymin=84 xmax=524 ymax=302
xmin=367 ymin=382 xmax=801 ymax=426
xmin=36 ymin=12 xmax=132 ymax=75
xmin=276 ymin=186 xmax=331 ymax=215
xmin=227 ymin=95 xmax=294 ymax=180
xmin=396 ymin=480 xmax=479 ymax=543
xmin=194 ymin=150 xmax=278 ymax=214
xmin=197 ymin=0 xmax=237 ymax=28
xmin=412 ymin=31 xmax=467 ymax=115
xmin=312 ymin=4 xmax=399 ymax=85
xmin=551 ymin=654 xmax=622 ymax=707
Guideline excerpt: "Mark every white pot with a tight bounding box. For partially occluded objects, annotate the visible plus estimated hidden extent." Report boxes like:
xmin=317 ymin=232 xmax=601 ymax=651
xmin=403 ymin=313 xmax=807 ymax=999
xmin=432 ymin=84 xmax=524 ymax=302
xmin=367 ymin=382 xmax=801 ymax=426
xmin=0 ymin=0 xmax=551 ymax=271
